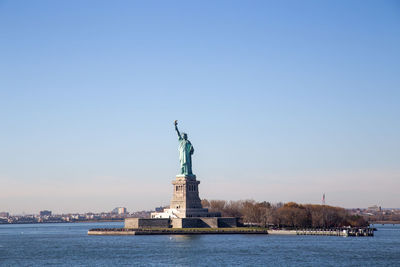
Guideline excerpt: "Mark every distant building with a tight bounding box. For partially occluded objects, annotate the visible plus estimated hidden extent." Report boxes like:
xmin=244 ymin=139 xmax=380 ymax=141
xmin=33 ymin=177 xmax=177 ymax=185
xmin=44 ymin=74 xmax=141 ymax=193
xmin=0 ymin=212 xmax=9 ymax=218
xmin=112 ymin=207 xmax=127 ymax=215
xmin=367 ymin=205 xmax=381 ymax=212
xmin=40 ymin=210 xmax=52 ymax=216
xmin=155 ymin=207 xmax=164 ymax=212
xmin=118 ymin=207 xmax=127 ymax=214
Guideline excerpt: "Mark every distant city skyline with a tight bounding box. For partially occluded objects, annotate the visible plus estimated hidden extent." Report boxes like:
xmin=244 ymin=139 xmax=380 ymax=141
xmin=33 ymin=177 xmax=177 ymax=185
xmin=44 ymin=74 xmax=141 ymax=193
xmin=1 ymin=1 xmax=399 ymax=213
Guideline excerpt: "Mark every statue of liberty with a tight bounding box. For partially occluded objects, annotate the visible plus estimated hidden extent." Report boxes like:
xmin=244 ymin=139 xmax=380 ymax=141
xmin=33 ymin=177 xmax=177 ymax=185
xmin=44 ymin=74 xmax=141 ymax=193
xmin=174 ymin=120 xmax=194 ymax=175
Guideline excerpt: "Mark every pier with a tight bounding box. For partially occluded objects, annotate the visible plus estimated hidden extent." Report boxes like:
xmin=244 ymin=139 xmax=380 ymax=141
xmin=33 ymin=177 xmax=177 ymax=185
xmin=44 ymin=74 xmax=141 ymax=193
xmin=268 ymin=227 xmax=374 ymax=237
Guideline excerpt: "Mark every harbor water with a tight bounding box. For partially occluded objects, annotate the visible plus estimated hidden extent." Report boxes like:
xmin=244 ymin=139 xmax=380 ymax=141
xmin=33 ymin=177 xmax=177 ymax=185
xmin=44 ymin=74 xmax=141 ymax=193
xmin=0 ymin=222 xmax=399 ymax=266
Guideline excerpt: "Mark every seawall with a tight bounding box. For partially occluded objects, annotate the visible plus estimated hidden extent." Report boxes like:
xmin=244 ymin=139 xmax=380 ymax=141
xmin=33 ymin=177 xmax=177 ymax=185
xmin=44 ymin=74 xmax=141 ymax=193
xmin=88 ymin=227 xmax=373 ymax=236
xmin=88 ymin=228 xmax=268 ymax=235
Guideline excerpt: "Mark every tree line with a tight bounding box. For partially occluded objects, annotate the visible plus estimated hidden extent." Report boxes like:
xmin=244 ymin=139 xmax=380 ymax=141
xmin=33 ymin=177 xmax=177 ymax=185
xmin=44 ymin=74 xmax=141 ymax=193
xmin=201 ymin=199 xmax=368 ymax=228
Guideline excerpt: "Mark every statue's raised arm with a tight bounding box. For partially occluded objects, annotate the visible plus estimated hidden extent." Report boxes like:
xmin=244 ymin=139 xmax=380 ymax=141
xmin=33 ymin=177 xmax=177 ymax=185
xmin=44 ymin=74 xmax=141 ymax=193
xmin=174 ymin=120 xmax=182 ymax=139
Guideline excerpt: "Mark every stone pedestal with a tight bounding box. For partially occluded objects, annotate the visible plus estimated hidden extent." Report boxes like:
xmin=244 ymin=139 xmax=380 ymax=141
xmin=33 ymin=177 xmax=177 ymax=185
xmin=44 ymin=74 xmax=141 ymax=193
xmin=170 ymin=174 xmax=214 ymax=218
xmin=171 ymin=175 xmax=202 ymax=209
xmin=151 ymin=174 xmax=221 ymax=219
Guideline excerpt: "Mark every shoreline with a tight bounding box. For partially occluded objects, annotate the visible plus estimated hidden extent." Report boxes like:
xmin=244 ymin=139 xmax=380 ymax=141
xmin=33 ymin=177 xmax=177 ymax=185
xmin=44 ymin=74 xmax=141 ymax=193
xmin=88 ymin=227 xmax=374 ymax=236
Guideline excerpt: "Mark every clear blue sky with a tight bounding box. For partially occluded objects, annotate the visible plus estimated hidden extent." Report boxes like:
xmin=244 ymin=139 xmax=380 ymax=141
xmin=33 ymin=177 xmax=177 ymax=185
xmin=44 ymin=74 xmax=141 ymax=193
xmin=1 ymin=0 xmax=399 ymax=214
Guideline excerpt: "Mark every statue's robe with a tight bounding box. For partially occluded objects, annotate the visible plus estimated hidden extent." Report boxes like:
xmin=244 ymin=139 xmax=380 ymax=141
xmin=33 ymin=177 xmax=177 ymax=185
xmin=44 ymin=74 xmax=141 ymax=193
xmin=178 ymin=137 xmax=194 ymax=175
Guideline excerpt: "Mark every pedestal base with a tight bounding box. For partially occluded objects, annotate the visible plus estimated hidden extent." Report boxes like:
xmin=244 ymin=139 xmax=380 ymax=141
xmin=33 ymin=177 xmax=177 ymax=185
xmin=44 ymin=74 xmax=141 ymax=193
xmin=151 ymin=174 xmax=221 ymax=219
xmin=170 ymin=174 xmax=203 ymax=212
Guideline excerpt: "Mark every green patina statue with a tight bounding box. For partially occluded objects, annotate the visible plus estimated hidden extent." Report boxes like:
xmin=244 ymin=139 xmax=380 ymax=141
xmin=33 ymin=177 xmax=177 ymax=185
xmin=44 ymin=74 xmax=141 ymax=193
xmin=174 ymin=120 xmax=194 ymax=175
